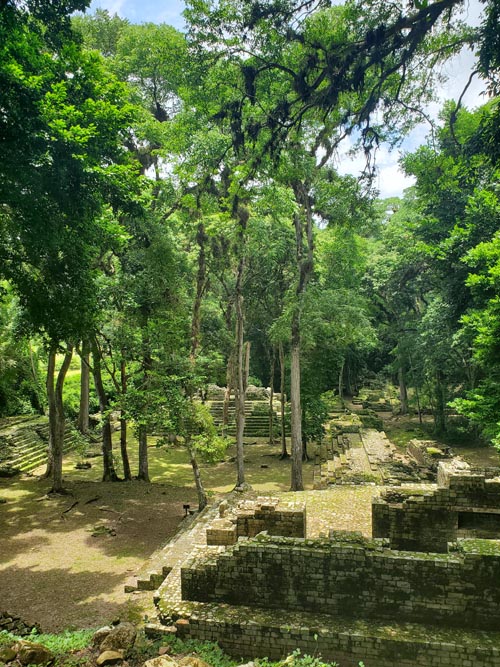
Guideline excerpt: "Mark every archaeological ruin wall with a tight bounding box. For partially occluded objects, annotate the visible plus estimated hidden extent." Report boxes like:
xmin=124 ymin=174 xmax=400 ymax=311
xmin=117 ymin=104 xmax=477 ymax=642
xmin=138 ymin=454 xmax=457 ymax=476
xmin=373 ymin=461 xmax=500 ymax=552
xmin=181 ymin=533 xmax=500 ymax=630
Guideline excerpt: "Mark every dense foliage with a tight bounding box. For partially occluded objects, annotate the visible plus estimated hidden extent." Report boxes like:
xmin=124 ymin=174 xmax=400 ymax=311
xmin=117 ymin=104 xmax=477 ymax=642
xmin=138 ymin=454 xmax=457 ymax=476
xmin=1 ymin=0 xmax=500 ymax=495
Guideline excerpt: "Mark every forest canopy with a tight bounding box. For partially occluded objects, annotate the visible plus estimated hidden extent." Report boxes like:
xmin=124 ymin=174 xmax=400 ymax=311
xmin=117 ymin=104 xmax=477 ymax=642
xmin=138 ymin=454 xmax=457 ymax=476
xmin=1 ymin=0 xmax=499 ymax=495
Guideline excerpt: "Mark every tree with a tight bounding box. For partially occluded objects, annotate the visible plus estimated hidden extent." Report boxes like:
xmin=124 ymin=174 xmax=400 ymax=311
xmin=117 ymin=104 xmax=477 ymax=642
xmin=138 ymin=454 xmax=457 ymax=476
xmin=1 ymin=1 xmax=140 ymax=491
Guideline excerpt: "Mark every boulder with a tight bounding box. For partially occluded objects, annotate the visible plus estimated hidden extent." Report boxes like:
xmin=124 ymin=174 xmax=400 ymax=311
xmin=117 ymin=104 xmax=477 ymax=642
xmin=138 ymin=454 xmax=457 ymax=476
xmin=143 ymin=658 xmax=178 ymax=667
xmin=93 ymin=626 xmax=113 ymax=647
xmin=99 ymin=622 xmax=137 ymax=656
xmin=178 ymin=656 xmax=211 ymax=667
xmin=13 ymin=640 xmax=54 ymax=665
xmin=0 ymin=646 xmax=16 ymax=662
xmin=96 ymin=650 xmax=124 ymax=666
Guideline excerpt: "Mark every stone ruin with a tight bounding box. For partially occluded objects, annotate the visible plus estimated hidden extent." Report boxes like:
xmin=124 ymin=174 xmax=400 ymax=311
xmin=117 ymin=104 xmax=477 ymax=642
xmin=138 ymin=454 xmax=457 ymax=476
xmin=154 ymin=471 xmax=500 ymax=667
xmin=206 ymin=497 xmax=306 ymax=546
xmin=206 ymin=385 xmax=283 ymax=439
xmin=373 ymin=460 xmax=500 ymax=552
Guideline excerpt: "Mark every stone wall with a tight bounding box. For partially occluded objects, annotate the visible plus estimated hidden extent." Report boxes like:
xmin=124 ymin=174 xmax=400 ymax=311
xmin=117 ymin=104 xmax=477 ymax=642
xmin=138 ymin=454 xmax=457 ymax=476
xmin=206 ymin=498 xmax=305 ymax=546
xmin=172 ymin=610 xmax=500 ymax=667
xmin=373 ymin=462 xmax=500 ymax=551
xmin=181 ymin=533 xmax=500 ymax=630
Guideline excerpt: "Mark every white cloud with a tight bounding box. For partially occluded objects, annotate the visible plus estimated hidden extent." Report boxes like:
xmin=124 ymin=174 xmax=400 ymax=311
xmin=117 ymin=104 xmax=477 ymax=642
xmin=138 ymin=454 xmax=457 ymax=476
xmin=88 ymin=0 xmax=126 ymax=16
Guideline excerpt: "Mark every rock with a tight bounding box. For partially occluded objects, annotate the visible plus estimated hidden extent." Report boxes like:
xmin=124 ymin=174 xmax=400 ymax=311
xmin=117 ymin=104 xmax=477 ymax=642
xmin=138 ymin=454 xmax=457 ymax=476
xmin=0 ymin=467 xmax=20 ymax=478
xmin=93 ymin=626 xmax=112 ymax=647
xmin=0 ymin=646 xmax=16 ymax=662
xmin=75 ymin=462 xmax=91 ymax=469
xmin=178 ymin=656 xmax=211 ymax=667
xmin=143 ymin=658 xmax=178 ymax=667
xmin=14 ymin=640 xmax=55 ymax=665
xmin=96 ymin=650 xmax=125 ymax=665
xmin=158 ymin=646 xmax=171 ymax=656
xmin=99 ymin=622 xmax=137 ymax=656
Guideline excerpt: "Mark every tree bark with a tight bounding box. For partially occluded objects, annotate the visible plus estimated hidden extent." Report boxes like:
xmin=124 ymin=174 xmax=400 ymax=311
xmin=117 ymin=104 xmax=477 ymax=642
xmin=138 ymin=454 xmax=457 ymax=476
xmin=234 ymin=205 xmax=249 ymax=490
xmin=77 ymin=340 xmax=90 ymax=435
xmin=47 ymin=345 xmax=73 ymax=493
xmin=279 ymin=341 xmax=289 ymax=459
xmin=222 ymin=351 xmax=235 ymax=435
xmin=137 ymin=423 xmax=150 ymax=482
xmin=91 ymin=337 xmax=119 ymax=482
xmin=137 ymin=333 xmax=153 ymax=481
xmin=120 ymin=356 xmax=131 ymax=481
xmin=289 ymin=182 xmax=314 ymax=491
xmin=43 ymin=348 xmax=56 ymax=480
xmin=338 ymin=356 xmax=345 ymax=400
xmin=187 ymin=441 xmax=208 ymax=511
xmin=268 ymin=347 xmax=275 ymax=445
xmin=290 ymin=318 xmax=303 ymax=490
xmin=190 ymin=222 xmax=208 ymax=361
xmin=434 ymin=371 xmax=447 ymax=434
xmin=398 ymin=364 xmax=408 ymax=415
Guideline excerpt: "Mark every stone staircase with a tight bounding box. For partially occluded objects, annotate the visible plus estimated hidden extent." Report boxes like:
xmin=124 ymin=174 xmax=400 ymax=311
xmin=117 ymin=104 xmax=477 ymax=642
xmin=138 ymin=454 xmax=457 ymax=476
xmin=0 ymin=416 xmax=83 ymax=473
xmin=207 ymin=399 xmax=283 ymax=439
xmin=314 ymin=428 xmax=383 ymax=488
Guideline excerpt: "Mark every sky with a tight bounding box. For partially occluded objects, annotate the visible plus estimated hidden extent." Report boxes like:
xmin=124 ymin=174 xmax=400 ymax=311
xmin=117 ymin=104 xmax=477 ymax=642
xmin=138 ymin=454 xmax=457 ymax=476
xmin=88 ymin=0 xmax=488 ymax=199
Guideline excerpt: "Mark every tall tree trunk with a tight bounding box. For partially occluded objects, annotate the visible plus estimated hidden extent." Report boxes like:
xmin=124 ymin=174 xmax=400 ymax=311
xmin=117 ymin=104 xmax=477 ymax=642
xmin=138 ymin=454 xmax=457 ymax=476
xmin=77 ymin=340 xmax=90 ymax=435
xmin=43 ymin=348 xmax=56 ymax=480
xmin=137 ymin=337 xmax=152 ymax=482
xmin=29 ymin=341 xmax=44 ymax=414
xmin=222 ymin=351 xmax=235 ymax=435
xmin=279 ymin=342 xmax=289 ymax=459
xmin=234 ymin=205 xmax=249 ymax=490
xmin=190 ymin=222 xmax=208 ymax=361
xmin=290 ymin=315 xmax=303 ymax=490
xmin=120 ymin=356 xmax=131 ymax=481
xmin=47 ymin=345 xmax=73 ymax=493
xmin=91 ymin=338 xmax=118 ymax=482
xmin=187 ymin=441 xmax=208 ymax=511
xmin=398 ymin=365 xmax=408 ymax=415
xmin=338 ymin=356 xmax=345 ymax=400
xmin=289 ymin=183 xmax=314 ymax=491
xmin=268 ymin=347 xmax=275 ymax=445
xmin=137 ymin=424 xmax=150 ymax=482
xmin=409 ymin=353 xmax=423 ymax=424
xmin=434 ymin=371 xmax=447 ymax=434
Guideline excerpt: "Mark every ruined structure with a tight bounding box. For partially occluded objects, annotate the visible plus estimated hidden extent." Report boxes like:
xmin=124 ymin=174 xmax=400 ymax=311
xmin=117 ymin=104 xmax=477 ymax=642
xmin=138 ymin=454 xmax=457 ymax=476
xmin=373 ymin=460 xmax=500 ymax=552
xmin=154 ymin=475 xmax=500 ymax=666
xmin=206 ymin=497 xmax=305 ymax=546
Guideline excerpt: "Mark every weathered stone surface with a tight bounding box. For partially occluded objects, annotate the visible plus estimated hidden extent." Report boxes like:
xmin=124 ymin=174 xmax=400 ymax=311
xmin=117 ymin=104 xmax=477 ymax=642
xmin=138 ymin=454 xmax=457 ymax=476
xmin=93 ymin=626 xmax=112 ymax=646
xmin=178 ymin=655 xmax=211 ymax=667
xmin=0 ymin=611 xmax=41 ymax=636
xmin=14 ymin=640 xmax=54 ymax=665
xmin=96 ymin=650 xmax=124 ymax=665
xmin=143 ymin=657 xmax=177 ymax=667
xmin=0 ymin=647 xmax=16 ymax=662
xmin=373 ymin=462 xmax=500 ymax=551
xmin=99 ymin=622 xmax=136 ymax=655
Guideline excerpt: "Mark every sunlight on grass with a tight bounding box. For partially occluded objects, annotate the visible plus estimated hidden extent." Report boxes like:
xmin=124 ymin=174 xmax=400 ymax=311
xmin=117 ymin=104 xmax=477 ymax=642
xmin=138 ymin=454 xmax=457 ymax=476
xmin=49 ymin=432 xmax=315 ymax=492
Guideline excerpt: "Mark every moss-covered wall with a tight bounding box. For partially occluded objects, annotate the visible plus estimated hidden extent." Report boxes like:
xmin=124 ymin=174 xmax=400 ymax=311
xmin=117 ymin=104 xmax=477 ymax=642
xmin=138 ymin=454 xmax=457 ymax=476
xmin=373 ymin=464 xmax=500 ymax=551
xmin=181 ymin=534 xmax=500 ymax=630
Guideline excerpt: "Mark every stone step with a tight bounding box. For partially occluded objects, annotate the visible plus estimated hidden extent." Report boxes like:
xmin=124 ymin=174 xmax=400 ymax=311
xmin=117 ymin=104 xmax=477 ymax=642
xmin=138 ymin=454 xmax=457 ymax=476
xmin=156 ymin=601 xmax=500 ymax=667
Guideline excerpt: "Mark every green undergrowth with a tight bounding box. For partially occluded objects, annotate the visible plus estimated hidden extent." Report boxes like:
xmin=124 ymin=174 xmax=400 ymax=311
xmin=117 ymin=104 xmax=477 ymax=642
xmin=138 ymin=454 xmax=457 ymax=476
xmin=0 ymin=628 xmax=94 ymax=665
xmin=0 ymin=629 xmax=365 ymax=667
xmin=0 ymin=629 xmax=93 ymax=653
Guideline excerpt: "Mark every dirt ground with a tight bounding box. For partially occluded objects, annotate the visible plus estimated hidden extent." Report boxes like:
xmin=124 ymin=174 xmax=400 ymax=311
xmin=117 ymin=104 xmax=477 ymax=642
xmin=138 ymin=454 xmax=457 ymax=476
xmin=0 ymin=476 xmax=198 ymax=632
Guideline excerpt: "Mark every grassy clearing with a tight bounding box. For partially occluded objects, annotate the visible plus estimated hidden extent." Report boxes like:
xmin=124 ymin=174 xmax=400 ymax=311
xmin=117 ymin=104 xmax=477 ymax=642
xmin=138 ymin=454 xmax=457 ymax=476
xmin=56 ymin=434 xmax=314 ymax=493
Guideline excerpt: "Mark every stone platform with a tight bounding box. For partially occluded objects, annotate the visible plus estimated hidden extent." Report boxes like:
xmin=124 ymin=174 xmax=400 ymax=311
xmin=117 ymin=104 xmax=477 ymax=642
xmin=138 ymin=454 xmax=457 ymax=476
xmin=156 ymin=601 xmax=500 ymax=667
